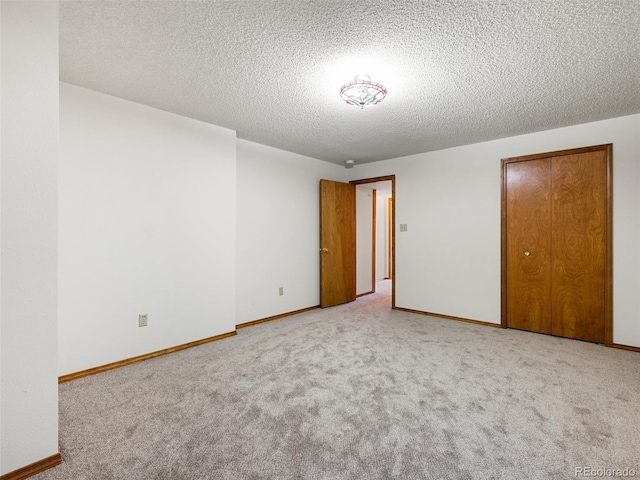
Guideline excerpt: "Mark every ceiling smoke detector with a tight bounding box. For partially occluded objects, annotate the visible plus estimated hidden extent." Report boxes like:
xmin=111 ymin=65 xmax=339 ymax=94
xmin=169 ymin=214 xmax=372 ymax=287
xmin=345 ymin=159 xmax=355 ymax=169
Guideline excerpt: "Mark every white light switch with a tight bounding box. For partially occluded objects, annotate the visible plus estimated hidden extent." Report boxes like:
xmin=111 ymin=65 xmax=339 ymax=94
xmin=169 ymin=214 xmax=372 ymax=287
xmin=400 ymin=224 xmax=408 ymax=232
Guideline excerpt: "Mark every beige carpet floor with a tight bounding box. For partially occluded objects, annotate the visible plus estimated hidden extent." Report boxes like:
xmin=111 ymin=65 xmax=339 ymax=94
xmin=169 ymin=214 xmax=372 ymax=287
xmin=33 ymin=280 xmax=640 ymax=479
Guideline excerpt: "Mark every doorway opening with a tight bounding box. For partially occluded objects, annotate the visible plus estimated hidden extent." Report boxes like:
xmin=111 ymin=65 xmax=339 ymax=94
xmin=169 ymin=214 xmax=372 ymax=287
xmin=350 ymin=175 xmax=396 ymax=308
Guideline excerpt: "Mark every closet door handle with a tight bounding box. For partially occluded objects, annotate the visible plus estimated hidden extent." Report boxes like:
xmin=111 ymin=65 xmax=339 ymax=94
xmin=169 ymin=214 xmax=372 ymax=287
xmin=524 ymin=251 xmax=531 ymax=256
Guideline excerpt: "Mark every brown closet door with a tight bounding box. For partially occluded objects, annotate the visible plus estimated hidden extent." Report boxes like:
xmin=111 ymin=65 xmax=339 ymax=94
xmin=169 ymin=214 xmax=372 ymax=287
xmin=551 ymin=151 xmax=607 ymax=343
xmin=503 ymin=144 xmax=611 ymax=345
xmin=505 ymin=159 xmax=552 ymax=334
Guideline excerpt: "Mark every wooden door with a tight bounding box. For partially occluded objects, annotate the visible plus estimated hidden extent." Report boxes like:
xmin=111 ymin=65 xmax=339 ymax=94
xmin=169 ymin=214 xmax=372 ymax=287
xmin=502 ymin=144 xmax=612 ymax=344
xmin=505 ymin=159 xmax=552 ymax=334
xmin=551 ymin=152 xmax=608 ymax=342
xmin=320 ymin=179 xmax=356 ymax=308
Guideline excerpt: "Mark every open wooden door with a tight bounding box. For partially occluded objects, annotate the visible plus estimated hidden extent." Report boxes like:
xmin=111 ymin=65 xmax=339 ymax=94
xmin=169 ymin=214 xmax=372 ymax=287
xmin=320 ymin=179 xmax=356 ymax=308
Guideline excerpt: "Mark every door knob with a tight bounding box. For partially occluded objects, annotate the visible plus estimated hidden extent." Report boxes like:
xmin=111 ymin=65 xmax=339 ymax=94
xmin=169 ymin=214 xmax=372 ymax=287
xmin=320 ymin=248 xmax=329 ymax=253
xmin=524 ymin=251 xmax=531 ymax=256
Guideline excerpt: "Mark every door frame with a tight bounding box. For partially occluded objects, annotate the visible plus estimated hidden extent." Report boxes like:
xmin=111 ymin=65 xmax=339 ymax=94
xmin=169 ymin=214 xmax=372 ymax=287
xmin=350 ymin=175 xmax=396 ymax=308
xmin=387 ymin=197 xmax=393 ymax=280
xmin=500 ymin=144 xmax=613 ymax=346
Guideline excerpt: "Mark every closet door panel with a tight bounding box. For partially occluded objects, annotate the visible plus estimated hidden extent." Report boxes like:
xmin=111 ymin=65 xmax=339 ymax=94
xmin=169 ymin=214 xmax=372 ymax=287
xmin=506 ymin=159 xmax=552 ymax=334
xmin=550 ymin=152 xmax=607 ymax=343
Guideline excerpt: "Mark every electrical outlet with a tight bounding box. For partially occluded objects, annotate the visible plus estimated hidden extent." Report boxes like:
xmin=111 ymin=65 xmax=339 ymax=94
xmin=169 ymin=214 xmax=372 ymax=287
xmin=400 ymin=223 xmax=408 ymax=232
xmin=139 ymin=314 xmax=148 ymax=327
xmin=279 ymin=287 xmax=284 ymax=296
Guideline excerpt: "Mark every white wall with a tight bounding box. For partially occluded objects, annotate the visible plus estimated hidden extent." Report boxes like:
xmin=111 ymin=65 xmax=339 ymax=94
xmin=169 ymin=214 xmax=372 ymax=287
xmin=236 ymin=139 xmax=344 ymax=324
xmin=376 ymin=192 xmax=392 ymax=280
xmin=1 ymin=1 xmax=59 ymax=474
xmin=356 ymin=185 xmax=374 ymax=294
xmin=348 ymin=114 xmax=640 ymax=348
xmin=59 ymin=83 xmax=237 ymax=376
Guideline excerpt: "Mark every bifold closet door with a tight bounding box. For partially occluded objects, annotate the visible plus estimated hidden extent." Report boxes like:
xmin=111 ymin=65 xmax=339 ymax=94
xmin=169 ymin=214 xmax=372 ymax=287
xmin=505 ymin=159 xmax=552 ymax=334
xmin=504 ymin=147 xmax=609 ymax=344
xmin=550 ymin=152 xmax=607 ymax=343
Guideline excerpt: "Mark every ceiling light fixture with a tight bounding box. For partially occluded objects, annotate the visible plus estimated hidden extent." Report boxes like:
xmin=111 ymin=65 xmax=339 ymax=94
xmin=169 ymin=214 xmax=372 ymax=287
xmin=340 ymin=75 xmax=387 ymax=109
xmin=345 ymin=159 xmax=355 ymax=169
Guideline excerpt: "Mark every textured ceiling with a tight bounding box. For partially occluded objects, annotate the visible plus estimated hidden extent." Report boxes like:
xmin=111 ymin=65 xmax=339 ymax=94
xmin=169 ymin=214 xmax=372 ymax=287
xmin=59 ymin=1 xmax=640 ymax=166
